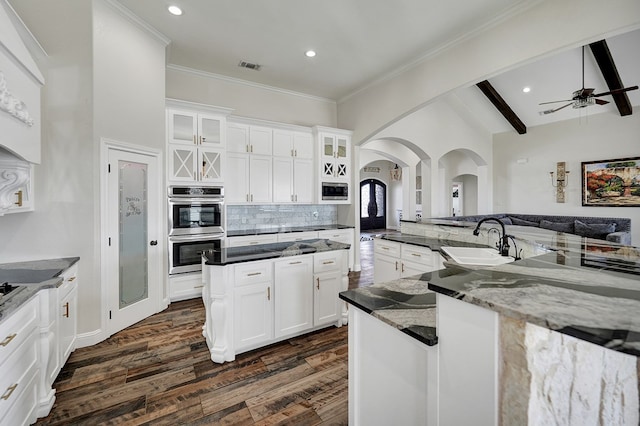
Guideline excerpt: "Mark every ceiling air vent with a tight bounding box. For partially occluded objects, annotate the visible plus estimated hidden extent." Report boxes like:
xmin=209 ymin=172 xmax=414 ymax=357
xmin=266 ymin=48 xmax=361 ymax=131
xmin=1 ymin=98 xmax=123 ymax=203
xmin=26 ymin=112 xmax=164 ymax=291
xmin=238 ymin=60 xmax=261 ymax=71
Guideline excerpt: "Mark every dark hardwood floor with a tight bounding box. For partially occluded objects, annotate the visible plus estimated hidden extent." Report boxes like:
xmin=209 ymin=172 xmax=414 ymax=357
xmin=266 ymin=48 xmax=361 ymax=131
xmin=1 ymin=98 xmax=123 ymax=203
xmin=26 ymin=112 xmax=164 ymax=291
xmin=36 ymin=230 xmax=396 ymax=425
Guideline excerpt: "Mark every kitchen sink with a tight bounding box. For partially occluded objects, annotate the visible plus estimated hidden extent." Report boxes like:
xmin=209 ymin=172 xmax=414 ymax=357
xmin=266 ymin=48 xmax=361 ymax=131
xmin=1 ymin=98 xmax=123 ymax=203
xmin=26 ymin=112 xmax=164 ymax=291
xmin=441 ymin=247 xmax=515 ymax=266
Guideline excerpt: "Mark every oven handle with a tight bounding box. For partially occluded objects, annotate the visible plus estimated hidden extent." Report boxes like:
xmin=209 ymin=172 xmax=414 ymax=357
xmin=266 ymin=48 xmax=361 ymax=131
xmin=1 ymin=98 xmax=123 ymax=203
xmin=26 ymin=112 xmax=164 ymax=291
xmin=169 ymin=233 xmax=225 ymax=242
xmin=169 ymin=197 xmax=224 ymax=204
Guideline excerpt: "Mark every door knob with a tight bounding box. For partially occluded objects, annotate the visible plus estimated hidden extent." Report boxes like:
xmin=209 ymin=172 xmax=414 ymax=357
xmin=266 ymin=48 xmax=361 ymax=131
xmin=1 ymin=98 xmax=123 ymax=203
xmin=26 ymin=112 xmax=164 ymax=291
xmin=150 ymin=240 xmax=158 ymax=246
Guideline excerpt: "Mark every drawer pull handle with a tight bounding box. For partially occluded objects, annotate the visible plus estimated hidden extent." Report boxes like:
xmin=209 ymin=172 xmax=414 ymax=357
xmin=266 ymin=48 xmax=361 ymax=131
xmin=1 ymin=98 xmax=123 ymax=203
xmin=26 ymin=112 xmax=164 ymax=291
xmin=289 ymin=261 xmax=302 ymax=265
xmin=267 ymin=287 xmax=271 ymax=300
xmin=322 ymin=260 xmax=334 ymax=265
xmin=15 ymin=190 xmax=23 ymax=207
xmin=63 ymin=302 xmax=70 ymax=318
xmin=402 ymin=263 xmax=405 ymax=273
xmin=411 ymin=253 xmax=421 ymax=257
xmin=249 ymin=242 xmax=259 ymax=245
xmin=194 ymin=285 xmax=204 ymax=289
xmin=68 ymin=276 xmax=76 ymax=282
xmin=1 ymin=384 xmax=17 ymax=400
xmin=247 ymin=272 xmax=262 ymax=277
xmin=0 ymin=333 xmax=17 ymax=347
xmin=381 ymin=247 xmax=389 ymax=250
xmin=317 ymin=277 xmax=320 ymax=290
xmin=395 ymin=261 xmax=398 ymax=271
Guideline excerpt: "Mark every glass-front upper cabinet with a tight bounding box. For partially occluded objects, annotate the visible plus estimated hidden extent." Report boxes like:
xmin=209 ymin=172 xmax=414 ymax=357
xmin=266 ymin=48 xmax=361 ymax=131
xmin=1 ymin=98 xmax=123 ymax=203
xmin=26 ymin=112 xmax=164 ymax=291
xmin=318 ymin=131 xmax=350 ymax=181
xmin=167 ymin=109 xmax=225 ymax=148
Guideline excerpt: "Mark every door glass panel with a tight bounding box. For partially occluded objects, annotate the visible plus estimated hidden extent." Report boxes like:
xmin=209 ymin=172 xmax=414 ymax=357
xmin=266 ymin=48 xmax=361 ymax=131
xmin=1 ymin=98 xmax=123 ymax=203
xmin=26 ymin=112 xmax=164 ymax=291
xmin=324 ymin=136 xmax=334 ymax=156
xmin=119 ymin=160 xmax=148 ymax=309
xmin=336 ymin=137 xmax=347 ymax=158
xmin=173 ymin=113 xmax=194 ymax=143
xmin=200 ymin=117 xmax=221 ymax=144
xmin=361 ymin=183 xmax=370 ymax=218
xmin=375 ymin=184 xmax=384 ymax=217
xmin=173 ymin=148 xmax=194 ymax=179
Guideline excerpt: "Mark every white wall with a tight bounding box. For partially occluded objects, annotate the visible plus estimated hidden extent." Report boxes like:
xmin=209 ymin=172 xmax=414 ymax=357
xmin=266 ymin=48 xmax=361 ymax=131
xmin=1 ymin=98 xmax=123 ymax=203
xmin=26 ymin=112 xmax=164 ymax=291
xmin=0 ymin=0 xmax=167 ymax=337
xmin=166 ymin=66 xmax=337 ymax=128
xmin=493 ymin=110 xmax=640 ymax=245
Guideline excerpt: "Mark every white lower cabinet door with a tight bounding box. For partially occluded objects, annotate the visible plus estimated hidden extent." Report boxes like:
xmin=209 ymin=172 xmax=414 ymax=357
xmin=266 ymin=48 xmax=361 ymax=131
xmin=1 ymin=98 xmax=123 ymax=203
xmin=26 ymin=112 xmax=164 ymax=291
xmin=274 ymin=257 xmax=313 ymax=338
xmin=234 ymin=282 xmax=273 ymax=350
xmin=400 ymin=259 xmax=430 ymax=278
xmin=373 ymin=253 xmax=401 ymax=284
xmin=314 ymin=270 xmax=342 ymax=326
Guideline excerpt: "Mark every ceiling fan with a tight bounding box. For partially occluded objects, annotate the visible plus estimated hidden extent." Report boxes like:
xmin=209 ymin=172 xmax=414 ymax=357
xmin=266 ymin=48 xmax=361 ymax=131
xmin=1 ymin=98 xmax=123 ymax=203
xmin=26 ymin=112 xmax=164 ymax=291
xmin=538 ymin=46 xmax=638 ymax=115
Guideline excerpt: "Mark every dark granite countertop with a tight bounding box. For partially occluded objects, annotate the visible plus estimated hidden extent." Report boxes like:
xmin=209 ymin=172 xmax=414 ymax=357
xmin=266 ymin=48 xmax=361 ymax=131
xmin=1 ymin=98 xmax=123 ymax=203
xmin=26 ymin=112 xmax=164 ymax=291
xmin=227 ymin=224 xmax=354 ymax=237
xmin=0 ymin=257 xmax=80 ymax=324
xmin=341 ymin=229 xmax=640 ymax=356
xmin=203 ymin=238 xmax=350 ymax=266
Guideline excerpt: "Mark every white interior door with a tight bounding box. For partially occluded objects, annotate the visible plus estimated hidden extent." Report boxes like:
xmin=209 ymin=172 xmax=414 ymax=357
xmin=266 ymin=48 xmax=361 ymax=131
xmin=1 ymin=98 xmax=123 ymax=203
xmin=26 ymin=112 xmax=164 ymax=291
xmin=106 ymin=146 xmax=162 ymax=334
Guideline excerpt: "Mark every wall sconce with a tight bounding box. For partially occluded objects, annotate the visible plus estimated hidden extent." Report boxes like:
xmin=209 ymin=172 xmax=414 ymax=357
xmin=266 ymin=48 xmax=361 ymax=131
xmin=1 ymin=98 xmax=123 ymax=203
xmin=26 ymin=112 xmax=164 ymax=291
xmin=390 ymin=164 xmax=402 ymax=181
xmin=550 ymin=161 xmax=569 ymax=203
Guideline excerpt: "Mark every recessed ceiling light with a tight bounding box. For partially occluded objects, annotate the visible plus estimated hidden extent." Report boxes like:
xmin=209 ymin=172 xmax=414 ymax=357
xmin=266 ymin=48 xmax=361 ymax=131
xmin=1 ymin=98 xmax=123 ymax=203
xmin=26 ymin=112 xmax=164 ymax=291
xmin=168 ymin=5 xmax=182 ymax=15
xmin=305 ymin=50 xmax=316 ymax=58
xmin=522 ymin=86 xmax=531 ymax=93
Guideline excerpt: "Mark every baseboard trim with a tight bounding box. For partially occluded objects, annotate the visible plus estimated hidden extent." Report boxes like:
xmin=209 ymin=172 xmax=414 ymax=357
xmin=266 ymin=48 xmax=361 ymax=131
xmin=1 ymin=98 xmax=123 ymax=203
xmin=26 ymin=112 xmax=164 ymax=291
xmin=76 ymin=328 xmax=107 ymax=348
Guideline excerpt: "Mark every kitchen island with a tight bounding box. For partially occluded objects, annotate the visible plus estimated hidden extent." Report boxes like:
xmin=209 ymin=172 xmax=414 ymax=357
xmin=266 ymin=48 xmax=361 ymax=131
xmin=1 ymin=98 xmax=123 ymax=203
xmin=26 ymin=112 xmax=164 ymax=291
xmin=201 ymin=238 xmax=350 ymax=363
xmin=340 ymin=221 xmax=640 ymax=425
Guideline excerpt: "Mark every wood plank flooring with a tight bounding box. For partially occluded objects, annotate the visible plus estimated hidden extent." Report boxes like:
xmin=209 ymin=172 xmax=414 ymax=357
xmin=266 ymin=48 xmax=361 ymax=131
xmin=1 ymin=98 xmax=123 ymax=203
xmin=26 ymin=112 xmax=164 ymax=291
xmin=35 ymin=230 xmax=394 ymax=425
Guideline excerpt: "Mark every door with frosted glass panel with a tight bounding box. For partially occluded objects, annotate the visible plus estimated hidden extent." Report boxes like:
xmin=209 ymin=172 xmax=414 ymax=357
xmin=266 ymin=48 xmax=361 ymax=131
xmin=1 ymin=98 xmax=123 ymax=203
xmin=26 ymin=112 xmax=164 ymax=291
xmin=107 ymin=147 xmax=161 ymax=334
xmin=360 ymin=179 xmax=386 ymax=230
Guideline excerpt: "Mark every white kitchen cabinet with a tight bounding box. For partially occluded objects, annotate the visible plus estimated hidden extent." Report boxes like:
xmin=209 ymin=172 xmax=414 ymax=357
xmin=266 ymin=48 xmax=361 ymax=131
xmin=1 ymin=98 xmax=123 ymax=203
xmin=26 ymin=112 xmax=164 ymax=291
xmin=318 ymin=228 xmax=354 ymax=271
xmin=273 ymin=130 xmax=313 ymax=159
xmin=226 ymin=152 xmax=272 ymax=203
xmin=226 ymin=234 xmax=278 ymax=247
xmin=169 ymin=272 xmax=203 ymax=302
xmin=2 ymin=163 xmax=34 ymax=215
xmin=273 ymin=130 xmax=314 ymax=203
xmin=316 ymin=128 xmax=351 ymax=182
xmin=274 ymin=257 xmax=313 ymax=338
xmin=58 ymin=264 xmax=78 ymax=366
xmin=234 ymin=281 xmax=273 ymax=351
xmin=167 ymin=108 xmax=228 ymax=184
xmin=373 ymin=239 xmax=444 ymax=283
xmin=313 ymin=250 xmax=344 ymax=326
xmin=227 ymin=122 xmax=272 ymax=155
xmin=276 ymin=231 xmax=318 ymax=243
xmin=0 ymin=296 xmax=39 ymax=426
xmin=167 ymin=109 xmax=225 ymax=148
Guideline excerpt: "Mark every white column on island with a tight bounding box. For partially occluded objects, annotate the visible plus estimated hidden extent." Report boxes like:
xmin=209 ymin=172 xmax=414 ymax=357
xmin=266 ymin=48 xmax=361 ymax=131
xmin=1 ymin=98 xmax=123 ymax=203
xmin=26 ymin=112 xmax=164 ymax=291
xmin=202 ymin=264 xmax=235 ymax=363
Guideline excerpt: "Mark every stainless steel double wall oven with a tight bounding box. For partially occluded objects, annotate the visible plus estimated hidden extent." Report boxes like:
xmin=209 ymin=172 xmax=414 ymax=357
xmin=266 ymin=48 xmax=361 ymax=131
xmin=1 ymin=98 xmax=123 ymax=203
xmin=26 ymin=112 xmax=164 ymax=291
xmin=168 ymin=186 xmax=224 ymax=274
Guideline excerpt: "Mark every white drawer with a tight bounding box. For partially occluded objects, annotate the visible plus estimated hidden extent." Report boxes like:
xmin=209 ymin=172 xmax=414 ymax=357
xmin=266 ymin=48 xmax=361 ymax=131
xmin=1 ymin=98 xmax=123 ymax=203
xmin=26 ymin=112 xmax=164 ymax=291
xmin=57 ymin=263 xmax=78 ymax=299
xmin=227 ymin=234 xmax=278 ymax=247
xmin=234 ymin=260 xmax=273 ymax=287
xmin=0 ymin=297 xmax=38 ymax=366
xmin=277 ymin=231 xmax=318 ymax=243
xmin=0 ymin=315 xmax=38 ymax=424
xmin=374 ymin=239 xmax=400 ymax=257
xmin=314 ymin=251 xmax=342 ymax=273
xmin=317 ymin=229 xmax=351 ymax=242
xmin=401 ymin=244 xmax=435 ymax=266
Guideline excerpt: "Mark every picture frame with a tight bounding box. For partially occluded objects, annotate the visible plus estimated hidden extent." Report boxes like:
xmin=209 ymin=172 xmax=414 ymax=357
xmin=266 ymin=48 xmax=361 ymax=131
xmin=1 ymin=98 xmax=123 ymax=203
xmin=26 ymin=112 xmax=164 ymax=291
xmin=581 ymin=156 xmax=640 ymax=207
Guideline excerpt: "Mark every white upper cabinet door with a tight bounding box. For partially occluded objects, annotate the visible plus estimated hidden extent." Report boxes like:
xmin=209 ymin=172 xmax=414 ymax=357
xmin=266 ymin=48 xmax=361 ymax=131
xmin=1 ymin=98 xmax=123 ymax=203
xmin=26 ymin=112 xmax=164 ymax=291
xmin=169 ymin=146 xmax=197 ymax=182
xmin=249 ymin=155 xmax=272 ymax=203
xmin=227 ymin=123 xmax=250 ymax=153
xmin=249 ymin=126 xmax=272 ymax=156
xmin=272 ymin=129 xmax=295 ymax=157
xmin=293 ymin=133 xmax=314 ymax=159
xmin=273 ymin=156 xmax=294 ymax=203
xmin=198 ymin=148 xmax=224 ymax=183
xmin=168 ymin=110 xmax=198 ymax=146
xmin=226 ymin=152 xmax=250 ymax=203
xmin=198 ymin=114 xmax=224 ymax=148
xmin=293 ymin=157 xmax=313 ymax=203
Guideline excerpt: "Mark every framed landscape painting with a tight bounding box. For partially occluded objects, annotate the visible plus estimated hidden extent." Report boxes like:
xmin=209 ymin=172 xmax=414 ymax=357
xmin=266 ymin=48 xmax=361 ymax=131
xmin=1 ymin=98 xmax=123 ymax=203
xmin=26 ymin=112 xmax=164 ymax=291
xmin=581 ymin=157 xmax=640 ymax=207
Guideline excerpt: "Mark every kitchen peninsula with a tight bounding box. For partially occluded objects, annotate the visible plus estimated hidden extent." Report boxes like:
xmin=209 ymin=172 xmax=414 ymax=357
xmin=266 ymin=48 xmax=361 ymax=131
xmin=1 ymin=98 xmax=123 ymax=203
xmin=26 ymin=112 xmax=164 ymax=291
xmin=340 ymin=221 xmax=640 ymax=425
xmin=201 ymin=238 xmax=349 ymax=363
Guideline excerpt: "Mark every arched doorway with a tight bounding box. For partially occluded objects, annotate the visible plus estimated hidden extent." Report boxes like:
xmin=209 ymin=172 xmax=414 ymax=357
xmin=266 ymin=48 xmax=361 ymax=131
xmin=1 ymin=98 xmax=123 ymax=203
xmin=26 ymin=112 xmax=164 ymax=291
xmin=360 ymin=179 xmax=386 ymax=230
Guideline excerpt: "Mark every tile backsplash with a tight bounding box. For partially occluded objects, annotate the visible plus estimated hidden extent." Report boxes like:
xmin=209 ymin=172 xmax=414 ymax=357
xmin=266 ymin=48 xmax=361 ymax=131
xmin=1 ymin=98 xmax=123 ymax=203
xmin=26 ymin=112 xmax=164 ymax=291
xmin=227 ymin=205 xmax=337 ymax=231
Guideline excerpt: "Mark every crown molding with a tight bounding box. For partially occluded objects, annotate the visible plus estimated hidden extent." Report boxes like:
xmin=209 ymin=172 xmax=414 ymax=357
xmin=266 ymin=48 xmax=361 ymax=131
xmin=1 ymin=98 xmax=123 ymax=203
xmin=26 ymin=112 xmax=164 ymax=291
xmin=104 ymin=0 xmax=170 ymax=46
xmin=167 ymin=63 xmax=336 ymax=105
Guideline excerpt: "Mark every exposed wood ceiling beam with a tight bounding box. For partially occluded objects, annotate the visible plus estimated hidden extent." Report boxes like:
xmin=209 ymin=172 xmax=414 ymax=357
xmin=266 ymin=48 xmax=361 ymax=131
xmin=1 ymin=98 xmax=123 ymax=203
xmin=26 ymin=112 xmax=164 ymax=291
xmin=476 ymin=80 xmax=526 ymax=134
xmin=589 ymin=40 xmax=633 ymax=116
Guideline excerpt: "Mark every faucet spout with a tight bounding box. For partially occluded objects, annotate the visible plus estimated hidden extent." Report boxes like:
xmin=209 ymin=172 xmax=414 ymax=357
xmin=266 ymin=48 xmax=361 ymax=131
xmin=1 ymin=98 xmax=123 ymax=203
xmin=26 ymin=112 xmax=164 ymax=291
xmin=472 ymin=217 xmax=511 ymax=257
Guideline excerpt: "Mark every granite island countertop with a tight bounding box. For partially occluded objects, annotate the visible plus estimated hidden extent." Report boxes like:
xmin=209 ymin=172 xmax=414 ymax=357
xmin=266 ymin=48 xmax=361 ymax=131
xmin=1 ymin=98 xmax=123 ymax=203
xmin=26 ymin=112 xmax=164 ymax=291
xmin=203 ymin=238 xmax=350 ymax=266
xmin=340 ymin=229 xmax=640 ymax=357
xmin=0 ymin=257 xmax=80 ymax=323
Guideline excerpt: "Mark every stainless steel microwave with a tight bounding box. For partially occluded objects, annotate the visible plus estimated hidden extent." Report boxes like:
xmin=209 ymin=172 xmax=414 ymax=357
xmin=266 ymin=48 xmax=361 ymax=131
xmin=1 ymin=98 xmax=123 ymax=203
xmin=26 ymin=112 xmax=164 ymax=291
xmin=321 ymin=182 xmax=348 ymax=200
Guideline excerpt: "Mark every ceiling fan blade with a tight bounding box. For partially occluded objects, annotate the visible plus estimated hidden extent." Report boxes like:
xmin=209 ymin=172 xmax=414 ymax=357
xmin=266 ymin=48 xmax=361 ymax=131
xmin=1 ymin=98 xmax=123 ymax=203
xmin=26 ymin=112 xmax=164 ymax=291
xmin=539 ymin=99 xmax=573 ymax=105
xmin=581 ymin=88 xmax=595 ymax=96
xmin=539 ymin=102 xmax=573 ymax=115
xmin=593 ymin=85 xmax=639 ymax=97
xmin=595 ymin=99 xmax=609 ymax=105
